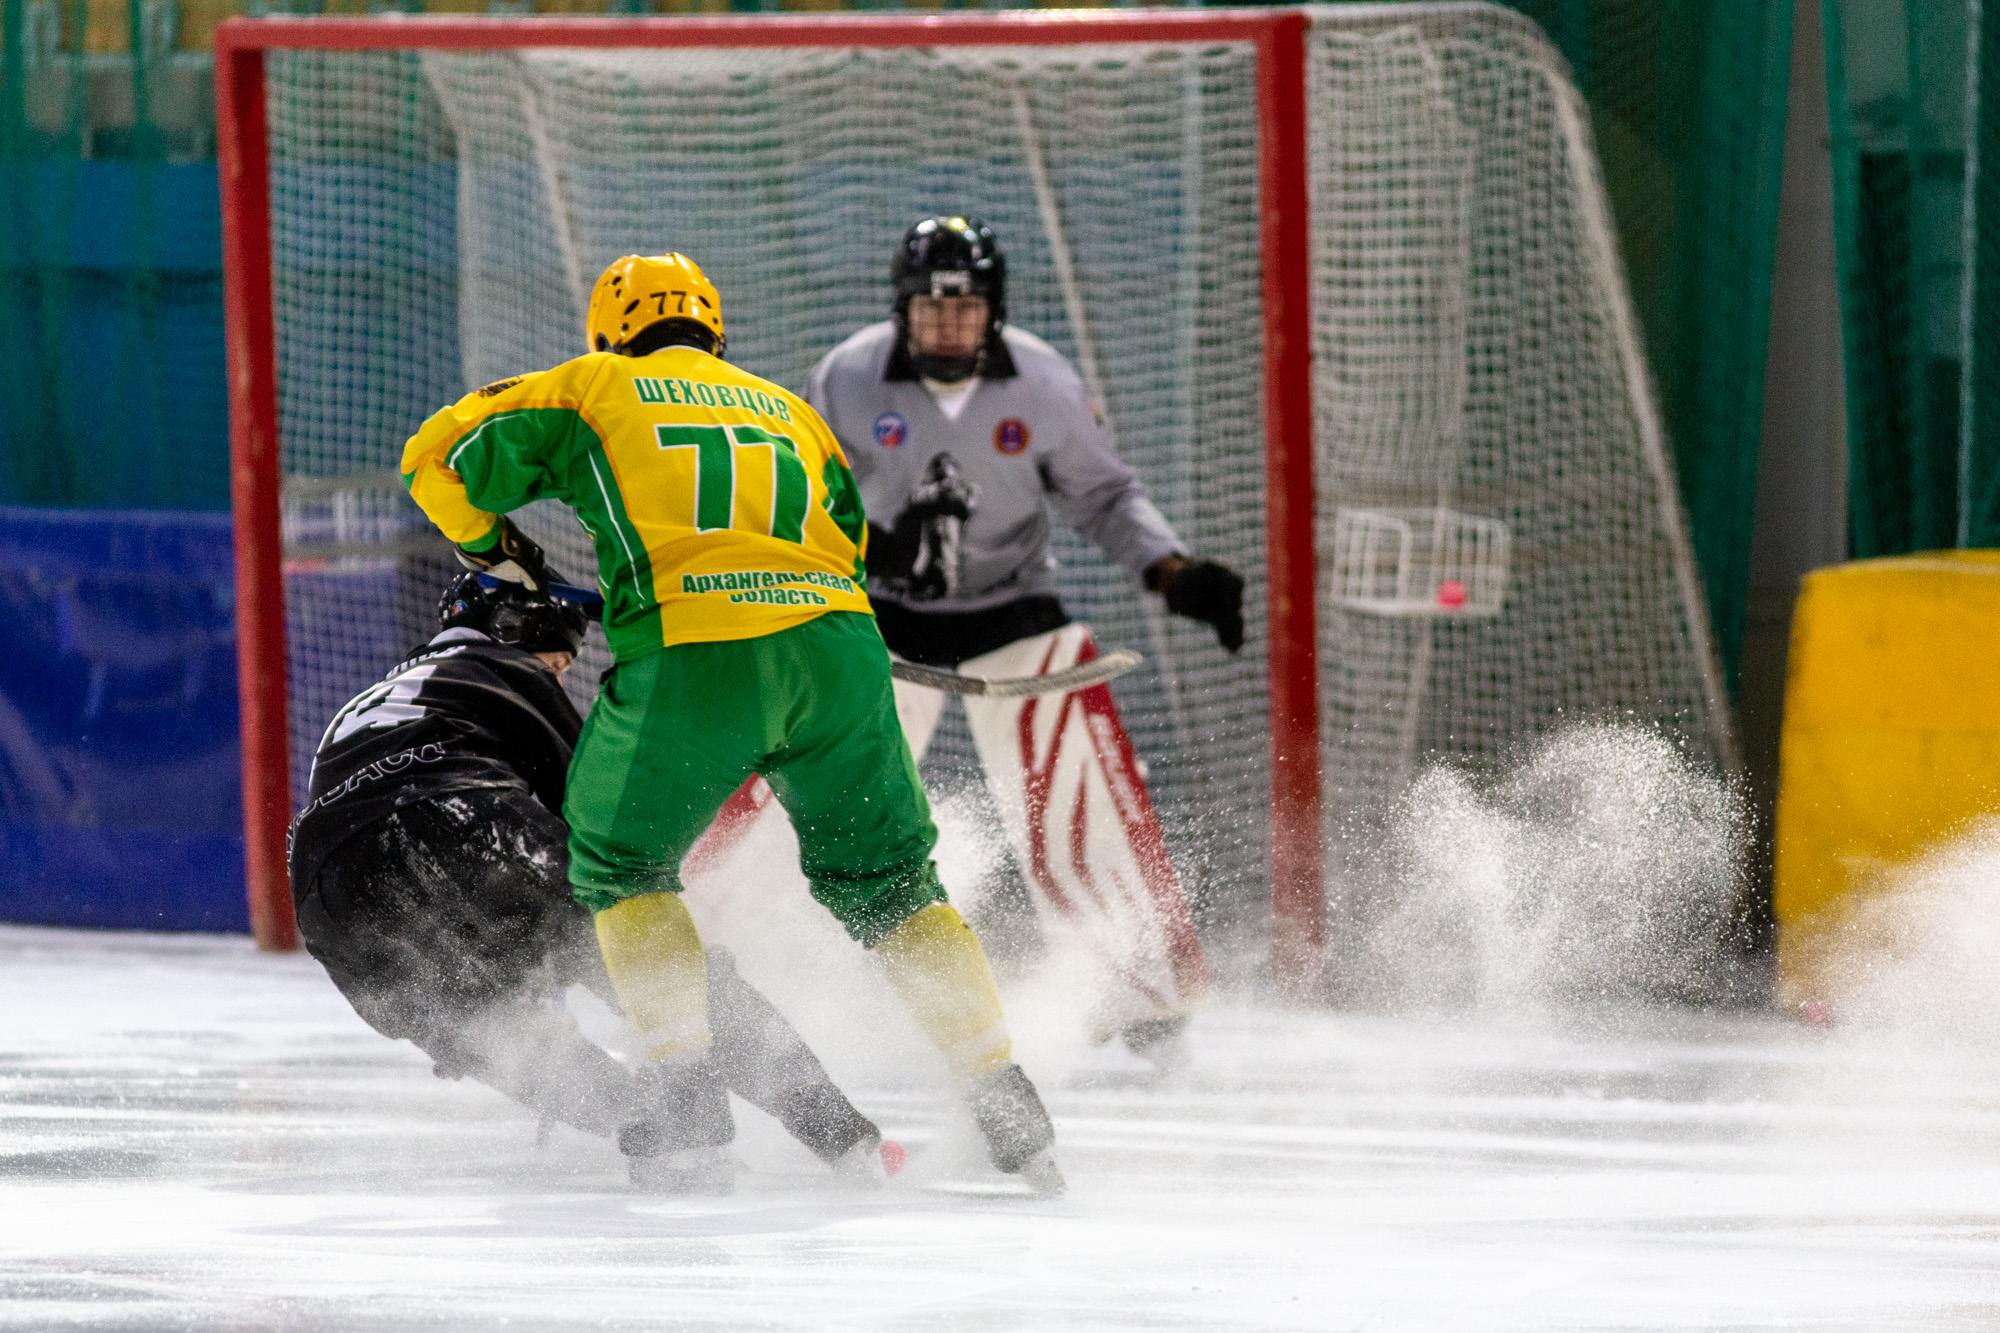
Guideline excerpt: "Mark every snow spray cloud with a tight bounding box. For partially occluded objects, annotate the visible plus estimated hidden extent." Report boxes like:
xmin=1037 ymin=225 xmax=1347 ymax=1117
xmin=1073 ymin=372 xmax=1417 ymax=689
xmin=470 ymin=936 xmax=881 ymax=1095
xmin=1355 ymin=725 xmax=1749 ymax=1014
xmin=1815 ymin=818 xmax=2000 ymax=1052
xmin=1770 ymin=823 xmax=2000 ymax=1169
xmin=680 ymin=784 xmax=1017 ymax=1085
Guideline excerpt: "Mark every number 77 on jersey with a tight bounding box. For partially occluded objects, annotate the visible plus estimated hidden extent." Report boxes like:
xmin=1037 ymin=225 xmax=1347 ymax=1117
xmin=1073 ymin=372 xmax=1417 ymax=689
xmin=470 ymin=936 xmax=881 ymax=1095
xmin=402 ymin=346 xmax=874 ymax=663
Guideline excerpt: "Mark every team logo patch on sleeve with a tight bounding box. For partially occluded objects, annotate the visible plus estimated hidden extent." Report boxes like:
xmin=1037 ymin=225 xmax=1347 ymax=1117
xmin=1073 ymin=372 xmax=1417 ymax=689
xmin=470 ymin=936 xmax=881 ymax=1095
xmin=873 ymin=412 xmax=908 ymax=448
xmin=994 ymin=417 xmax=1031 ymax=455
xmin=474 ymin=376 xmax=526 ymax=398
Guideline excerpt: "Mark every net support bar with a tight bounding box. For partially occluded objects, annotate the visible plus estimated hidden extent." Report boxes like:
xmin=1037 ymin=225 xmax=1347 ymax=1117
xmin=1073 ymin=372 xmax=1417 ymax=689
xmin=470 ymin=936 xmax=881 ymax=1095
xmin=1255 ymin=12 xmax=1324 ymax=998
xmin=219 ymin=41 xmax=295 ymax=951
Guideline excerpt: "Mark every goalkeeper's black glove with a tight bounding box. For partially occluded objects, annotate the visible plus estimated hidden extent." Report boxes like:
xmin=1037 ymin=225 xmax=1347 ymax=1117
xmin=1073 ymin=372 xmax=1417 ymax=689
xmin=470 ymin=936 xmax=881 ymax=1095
xmin=455 ymin=516 xmax=551 ymax=592
xmin=1150 ymin=556 xmax=1246 ymax=654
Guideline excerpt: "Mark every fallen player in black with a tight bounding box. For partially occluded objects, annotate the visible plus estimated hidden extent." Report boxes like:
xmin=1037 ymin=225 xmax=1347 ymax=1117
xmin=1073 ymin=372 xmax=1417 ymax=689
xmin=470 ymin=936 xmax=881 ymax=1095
xmin=288 ymin=571 xmax=893 ymax=1186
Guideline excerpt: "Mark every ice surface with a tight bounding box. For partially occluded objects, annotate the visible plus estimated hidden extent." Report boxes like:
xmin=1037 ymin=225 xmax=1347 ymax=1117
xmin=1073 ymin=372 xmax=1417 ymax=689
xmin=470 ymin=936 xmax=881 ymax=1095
xmin=5 ymin=923 xmax=2000 ymax=1331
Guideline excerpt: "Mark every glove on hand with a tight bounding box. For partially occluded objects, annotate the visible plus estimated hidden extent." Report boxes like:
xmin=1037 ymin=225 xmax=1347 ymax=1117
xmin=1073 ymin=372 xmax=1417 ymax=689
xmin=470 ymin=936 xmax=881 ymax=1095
xmin=868 ymin=467 xmax=976 ymax=587
xmin=1156 ymin=557 xmax=1246 ymax=654
xmin=865 ymin=520 xmax=913 ymax=582
xmin=455 ymin=516 xmax=551 ymax=592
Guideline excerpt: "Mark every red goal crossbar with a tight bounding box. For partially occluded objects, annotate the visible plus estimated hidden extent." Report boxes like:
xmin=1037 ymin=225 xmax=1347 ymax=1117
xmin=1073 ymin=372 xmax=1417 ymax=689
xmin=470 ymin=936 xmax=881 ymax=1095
xmin=216 ymin=10 xmax=1325 ymax=991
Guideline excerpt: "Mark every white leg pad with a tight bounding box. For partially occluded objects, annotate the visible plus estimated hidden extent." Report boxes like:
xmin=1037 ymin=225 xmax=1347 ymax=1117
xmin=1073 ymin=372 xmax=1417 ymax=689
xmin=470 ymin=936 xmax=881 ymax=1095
xmin=958 ymin=624 xmax=1210 ymax=1036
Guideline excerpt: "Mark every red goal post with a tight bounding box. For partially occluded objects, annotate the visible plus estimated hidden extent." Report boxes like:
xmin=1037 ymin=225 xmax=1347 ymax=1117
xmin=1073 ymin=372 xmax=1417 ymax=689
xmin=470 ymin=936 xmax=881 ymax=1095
xmin=216 ymin=8 xmax=1324 ymax=972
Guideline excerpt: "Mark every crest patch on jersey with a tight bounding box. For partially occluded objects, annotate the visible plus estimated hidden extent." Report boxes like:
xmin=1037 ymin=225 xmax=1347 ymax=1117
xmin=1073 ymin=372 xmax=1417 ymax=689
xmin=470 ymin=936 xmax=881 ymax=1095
xmin=873 ymin=412 xmax=909 ymax=448
xmin=475 ymin=376 xmax=527 ymax=399
xmin=994 ymin=418 xmax=1031 ymax=455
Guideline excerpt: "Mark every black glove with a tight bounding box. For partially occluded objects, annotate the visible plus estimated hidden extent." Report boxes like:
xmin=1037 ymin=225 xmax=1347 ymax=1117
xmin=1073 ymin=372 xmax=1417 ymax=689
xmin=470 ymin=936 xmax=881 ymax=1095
xmin=867 ymin=482 xmax=975 ymax=588
xmin=865 ymin=519 xmax=913 ymax=583
xmin=455 ymin=516 xmax=551 ymax=592
xmin=1157 ymin=557 xmax=1245 ymax=653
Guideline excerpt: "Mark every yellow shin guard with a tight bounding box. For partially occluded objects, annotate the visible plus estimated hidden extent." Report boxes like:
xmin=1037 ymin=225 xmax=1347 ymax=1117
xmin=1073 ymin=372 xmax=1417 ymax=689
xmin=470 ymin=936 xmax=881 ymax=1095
xmin=594 ymin=892 xmax=712 ymax=1062
xmin=874 ymin=902 xmax=1013 ymax=1079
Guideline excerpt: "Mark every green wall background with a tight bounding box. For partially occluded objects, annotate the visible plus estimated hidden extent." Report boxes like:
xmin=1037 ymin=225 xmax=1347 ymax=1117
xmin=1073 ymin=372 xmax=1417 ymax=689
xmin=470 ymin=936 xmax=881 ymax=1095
xmin=1826 ymin=0 xmax=2000 ymax=556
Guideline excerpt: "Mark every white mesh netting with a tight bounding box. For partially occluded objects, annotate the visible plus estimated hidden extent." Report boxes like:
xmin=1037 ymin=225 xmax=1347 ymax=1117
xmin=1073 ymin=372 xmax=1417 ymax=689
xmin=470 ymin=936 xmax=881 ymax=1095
xmin=1303 ymin=8 xmax=1732 ymax=938
xmin=261 ymin=5 xmax=1729 ymax=957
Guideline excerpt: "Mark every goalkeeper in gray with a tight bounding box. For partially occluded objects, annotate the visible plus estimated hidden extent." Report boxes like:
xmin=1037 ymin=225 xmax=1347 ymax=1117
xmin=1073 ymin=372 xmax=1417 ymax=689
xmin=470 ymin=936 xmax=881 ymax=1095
xmin=806 ymin=215 xmax=1243 ymax=1064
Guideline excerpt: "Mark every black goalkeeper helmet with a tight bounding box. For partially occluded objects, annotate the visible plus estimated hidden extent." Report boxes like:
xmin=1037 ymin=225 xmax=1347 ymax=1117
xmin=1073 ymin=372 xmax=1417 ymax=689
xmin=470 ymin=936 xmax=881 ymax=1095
xmin=437 ymin=571 xmax=589 ymax=656
xmin=891 ymin=215 xmax=1010 ymax=382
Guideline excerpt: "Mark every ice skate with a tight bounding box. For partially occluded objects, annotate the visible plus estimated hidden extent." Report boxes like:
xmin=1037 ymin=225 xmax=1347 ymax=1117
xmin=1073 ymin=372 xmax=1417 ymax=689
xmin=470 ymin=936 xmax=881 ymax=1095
xmin=968 ymin=1063 xmax=1063 ymax=1195
xmin=1119 ymin=1015 xmax=1192 ymax=1075
xmin=621 ymin=1141 xmax=736 ymax=1195
xmin=772 ymin=1080 xmax=883 ymax=1169
xmin=618 ymin=1058 xmax=735 ymax=1195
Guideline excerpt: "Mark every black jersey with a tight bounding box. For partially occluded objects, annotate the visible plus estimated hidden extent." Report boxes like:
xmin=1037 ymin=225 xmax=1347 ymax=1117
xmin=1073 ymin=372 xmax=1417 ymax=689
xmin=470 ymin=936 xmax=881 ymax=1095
xmin=286 ymin=628 xmax=582 ymax=893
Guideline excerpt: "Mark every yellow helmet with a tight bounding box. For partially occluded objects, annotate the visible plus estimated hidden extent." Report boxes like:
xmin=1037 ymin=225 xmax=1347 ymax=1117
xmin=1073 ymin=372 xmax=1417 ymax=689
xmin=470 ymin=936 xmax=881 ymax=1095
xmin=585 ymin=253 xmax=725 ymax=356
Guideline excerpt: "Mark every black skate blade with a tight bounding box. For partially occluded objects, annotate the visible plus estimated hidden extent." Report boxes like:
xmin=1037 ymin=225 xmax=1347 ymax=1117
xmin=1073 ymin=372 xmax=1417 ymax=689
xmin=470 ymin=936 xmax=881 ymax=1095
xmin=628 ymin=1148 xmax=737 ymax=1196
xmin=1018 ymin=1151 xmax=1066 ymax=1198
xmin=918 ymin=1176 xmax=1064 ymax=1201
xmin=909 ymin=1151 xmax=1068 ymax=1201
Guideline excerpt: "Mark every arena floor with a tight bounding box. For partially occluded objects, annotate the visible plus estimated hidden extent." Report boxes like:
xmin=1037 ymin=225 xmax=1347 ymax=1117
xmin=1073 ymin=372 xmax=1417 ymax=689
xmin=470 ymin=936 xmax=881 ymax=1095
xmin=4 ymin=923 xmax=1999 ymax=1331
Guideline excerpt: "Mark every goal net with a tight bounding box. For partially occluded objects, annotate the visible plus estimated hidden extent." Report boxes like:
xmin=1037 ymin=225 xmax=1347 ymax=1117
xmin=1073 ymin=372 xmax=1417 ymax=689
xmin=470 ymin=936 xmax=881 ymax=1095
xmin=223 ymin=4 xmax=1734 ymax=982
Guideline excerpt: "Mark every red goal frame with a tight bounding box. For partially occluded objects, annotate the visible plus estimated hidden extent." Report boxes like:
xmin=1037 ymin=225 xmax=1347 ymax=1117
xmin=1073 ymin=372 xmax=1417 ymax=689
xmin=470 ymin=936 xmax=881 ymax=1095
xmin=215 ymin=9 xmax=1324 ymax=990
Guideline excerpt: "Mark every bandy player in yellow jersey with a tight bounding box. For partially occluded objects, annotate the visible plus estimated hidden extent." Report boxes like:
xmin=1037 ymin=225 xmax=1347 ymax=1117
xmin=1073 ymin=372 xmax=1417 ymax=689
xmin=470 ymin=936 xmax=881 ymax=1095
xmin=399 ymin=253 xmax=1060 ymax=1195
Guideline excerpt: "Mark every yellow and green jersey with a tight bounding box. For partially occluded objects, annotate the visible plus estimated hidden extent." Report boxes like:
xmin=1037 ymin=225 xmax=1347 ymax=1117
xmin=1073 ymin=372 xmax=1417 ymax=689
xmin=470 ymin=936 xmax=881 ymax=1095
xmin=402 ymin=346 xmax=872 ymax=660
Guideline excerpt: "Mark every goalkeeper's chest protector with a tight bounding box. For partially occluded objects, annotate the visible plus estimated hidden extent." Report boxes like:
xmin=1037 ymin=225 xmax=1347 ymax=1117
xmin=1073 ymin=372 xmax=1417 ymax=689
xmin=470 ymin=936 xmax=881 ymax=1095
xmin=286 ymin=630 xmax=580 ymax=893
xmin=402 ymin=346 xmax=874 ymax=660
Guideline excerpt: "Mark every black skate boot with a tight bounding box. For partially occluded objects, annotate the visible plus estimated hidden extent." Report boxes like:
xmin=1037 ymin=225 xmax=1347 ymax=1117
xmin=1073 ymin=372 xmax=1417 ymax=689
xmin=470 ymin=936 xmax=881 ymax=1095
xmin=967 ymin=1063 xmax=1063 ymax=1196
xmin=618 ymin=1058 xmax=736 ymax=1195
xmin=771 ymin=1082 xmax=904 ymax=1183
xmin=1120 ymin=1015 xmax=1192 ymax=1074
xmin=772 ymin=1081 xmax=879 ymax=1165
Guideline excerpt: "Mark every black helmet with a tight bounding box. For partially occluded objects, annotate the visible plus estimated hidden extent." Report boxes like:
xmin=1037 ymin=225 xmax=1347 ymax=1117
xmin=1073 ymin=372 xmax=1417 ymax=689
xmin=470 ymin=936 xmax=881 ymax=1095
xmin=437 ymin=571 xmax=589 ymax=656
xmin=890 ymin=216 xmax=1013 ymax=382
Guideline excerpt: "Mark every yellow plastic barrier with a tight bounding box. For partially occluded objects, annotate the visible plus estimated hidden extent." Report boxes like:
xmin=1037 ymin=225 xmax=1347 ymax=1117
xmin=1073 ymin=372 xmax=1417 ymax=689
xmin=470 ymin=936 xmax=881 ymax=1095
xmin=1775 ymin=550 xmax=2000 ymax=1007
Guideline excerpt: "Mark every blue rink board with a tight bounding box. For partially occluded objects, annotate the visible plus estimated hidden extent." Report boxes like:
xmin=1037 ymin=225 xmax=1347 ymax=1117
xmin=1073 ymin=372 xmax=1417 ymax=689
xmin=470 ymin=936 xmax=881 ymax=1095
xmin=0 ymin=507 xmax=247 ymax=930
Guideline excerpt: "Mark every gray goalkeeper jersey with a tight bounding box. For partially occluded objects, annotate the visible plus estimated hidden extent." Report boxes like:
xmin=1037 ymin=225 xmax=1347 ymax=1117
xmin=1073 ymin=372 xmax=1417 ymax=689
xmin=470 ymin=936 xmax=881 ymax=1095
xmin=805 ymin=321 xmax=1185 ymax=614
